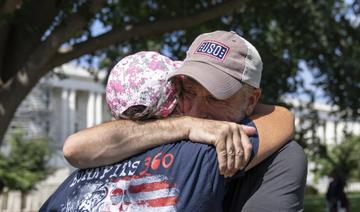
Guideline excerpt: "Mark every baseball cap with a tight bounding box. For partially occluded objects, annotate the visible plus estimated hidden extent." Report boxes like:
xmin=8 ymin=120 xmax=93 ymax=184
xmin=168 ymin=30 xmax=262 ymax=100
xmin=106 ymin=51 xmax=182 ymax=120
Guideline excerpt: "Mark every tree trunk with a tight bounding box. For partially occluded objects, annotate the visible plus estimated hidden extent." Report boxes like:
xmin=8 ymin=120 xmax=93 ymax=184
xmin=0 ymin=69 xmax=44 ymax=143
xmin=0 ymin=0 xmax=107 ymax=144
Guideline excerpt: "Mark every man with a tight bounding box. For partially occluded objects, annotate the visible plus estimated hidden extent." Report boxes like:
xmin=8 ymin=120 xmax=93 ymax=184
xmin=64 ymin=31 xmax=307 ymax=211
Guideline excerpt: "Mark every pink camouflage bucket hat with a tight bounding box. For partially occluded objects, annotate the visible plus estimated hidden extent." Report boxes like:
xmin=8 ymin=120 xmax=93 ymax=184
xmin=106 ymin=51 xmax=183 ymax=120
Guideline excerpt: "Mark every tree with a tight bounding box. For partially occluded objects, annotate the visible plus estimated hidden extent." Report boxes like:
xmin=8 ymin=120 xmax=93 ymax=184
xmin=0 ymin=129 xmax=53 ymax=193
xmin=0 ymin=0 xmax=359 ymax=144
xmin=0 ymin=0 xmax=249 ymax=143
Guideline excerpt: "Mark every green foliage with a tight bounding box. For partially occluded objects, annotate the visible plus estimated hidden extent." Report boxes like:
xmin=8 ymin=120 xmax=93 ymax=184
xmin=311 ymin=135 xmax=360 ymax=181
xmin=0 ymin=130 xmax=53 ymax=193
xmin=305 ymin=185 xmax=319 ymax=195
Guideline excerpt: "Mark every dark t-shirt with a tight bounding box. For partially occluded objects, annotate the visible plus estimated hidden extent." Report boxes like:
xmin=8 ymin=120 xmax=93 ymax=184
xmin=40 ymin=119 xmax=258 ymax=212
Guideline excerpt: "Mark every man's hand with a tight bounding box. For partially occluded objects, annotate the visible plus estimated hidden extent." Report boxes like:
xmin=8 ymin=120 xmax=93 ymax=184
xmin=186 ymin=118 xmax=256 ymax=177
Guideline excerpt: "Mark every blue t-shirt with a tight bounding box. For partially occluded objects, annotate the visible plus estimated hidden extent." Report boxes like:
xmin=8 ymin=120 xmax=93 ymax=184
xmin=40 ymin=119 xmax=258 ymax=212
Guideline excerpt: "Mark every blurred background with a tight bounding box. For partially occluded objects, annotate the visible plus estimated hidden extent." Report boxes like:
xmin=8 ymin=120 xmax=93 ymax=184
xmin=0 ymin=0 xmax=359 ymax=211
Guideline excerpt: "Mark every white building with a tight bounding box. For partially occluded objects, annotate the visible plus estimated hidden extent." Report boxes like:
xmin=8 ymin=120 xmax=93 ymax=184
xmin=1 ymin=64 xmax=112 ymax=211
xmin=1 ymin=63 xmax=359 ymax=211
xmin=5 ymin=63 xmax=112 ymax=168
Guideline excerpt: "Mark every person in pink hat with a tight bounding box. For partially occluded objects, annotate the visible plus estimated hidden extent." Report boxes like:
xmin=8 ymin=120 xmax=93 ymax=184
xmin=63 ymin=31 xmax=306 ymax=212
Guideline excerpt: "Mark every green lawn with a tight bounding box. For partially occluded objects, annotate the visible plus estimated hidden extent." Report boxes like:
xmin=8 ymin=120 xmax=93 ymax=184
xmin=304 ymin=193 xmax=360 ymax=212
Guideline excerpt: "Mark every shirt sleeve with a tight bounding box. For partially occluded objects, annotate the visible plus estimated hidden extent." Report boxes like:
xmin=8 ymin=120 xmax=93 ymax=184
xmin=227 ymin=117 xmax=259 ymax=179
xmin=240 ymin=117 xmax=259 ymax=167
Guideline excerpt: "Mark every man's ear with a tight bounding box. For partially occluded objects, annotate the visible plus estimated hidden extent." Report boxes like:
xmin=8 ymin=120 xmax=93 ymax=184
xmin=246 ymin=88 xmax=261 ymax=116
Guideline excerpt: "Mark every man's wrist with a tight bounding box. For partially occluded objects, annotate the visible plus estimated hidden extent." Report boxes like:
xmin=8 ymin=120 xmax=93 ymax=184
xmin=150 ymin=116 xmax=191 ymax=144
xmin=168 ymin=116 xmax=191 ymax=140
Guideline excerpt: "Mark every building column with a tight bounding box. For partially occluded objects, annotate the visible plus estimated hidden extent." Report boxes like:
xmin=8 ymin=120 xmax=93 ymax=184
xmin=354 ymin=122 xmax=360 ymax=135
xmin=87 ymin=92 xmax=95 ymax=127
xmin=68 ymin=89 xmax=76 ymax=133
xmin=95 ymin=93 xmax=103 ymax=124
xmin=61 ymin=89 xmax=69 ymax=143
xmin=336 ymin=122 xmax=344 ymax=144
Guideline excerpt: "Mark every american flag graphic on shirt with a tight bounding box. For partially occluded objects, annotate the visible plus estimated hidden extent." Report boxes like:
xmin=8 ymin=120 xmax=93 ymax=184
xmin=62 ymin=174 xmax=178 ymax=212
xmin=106 ymin=175 xmax=178 ymax=212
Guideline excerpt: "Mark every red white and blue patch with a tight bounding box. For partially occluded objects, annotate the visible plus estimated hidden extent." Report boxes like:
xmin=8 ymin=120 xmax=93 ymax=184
xmin=195 ymin=40 xmax=229 ymax=60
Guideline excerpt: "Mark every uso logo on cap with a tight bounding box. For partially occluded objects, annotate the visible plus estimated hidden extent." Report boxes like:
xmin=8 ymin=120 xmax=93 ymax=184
xmin=195 ymin=40 xmax=229 ymax=60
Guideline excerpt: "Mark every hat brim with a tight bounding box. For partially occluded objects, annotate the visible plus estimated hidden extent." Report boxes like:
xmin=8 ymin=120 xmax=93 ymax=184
xmin=168 ymin=61 xmax=243 ymax=100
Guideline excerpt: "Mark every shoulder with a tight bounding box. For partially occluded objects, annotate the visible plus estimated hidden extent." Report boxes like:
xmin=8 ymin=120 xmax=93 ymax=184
xmin=278 ymin=141 xmax=307 ymax=166
xmin=266 ymin=140 xmax=308 ymax=185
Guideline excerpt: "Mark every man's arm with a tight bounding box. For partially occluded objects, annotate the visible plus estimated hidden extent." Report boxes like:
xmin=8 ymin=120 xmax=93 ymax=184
xmin=64 ymin=116 xmax=188 ymax=168
xmin=63 ymin=116 xmax=256 ymax=169
xmin=246 ymin=104 xmax=295 ymax=170
xmin=63 ymin=105 xmax=294 ymax=175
